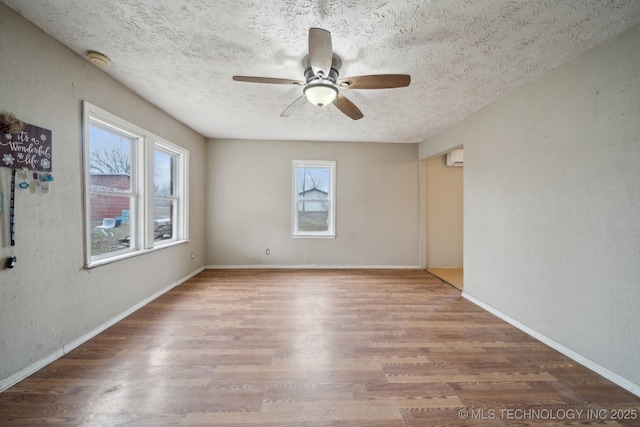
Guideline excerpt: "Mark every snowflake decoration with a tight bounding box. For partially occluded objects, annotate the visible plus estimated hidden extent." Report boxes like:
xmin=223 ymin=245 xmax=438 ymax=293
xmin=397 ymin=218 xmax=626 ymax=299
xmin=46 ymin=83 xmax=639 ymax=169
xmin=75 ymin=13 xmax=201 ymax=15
xmin=17 ymin=153 xmax=25 ymax=160
xmin=40 ymin=134 xmax=47 ymax=142
xmin=2 ymin=153 xmax=15 ymax=166
xmin=4 ymin=133 xmax=11 ymax=140
xmin=41 ymin=158 xmax=51 ymax=169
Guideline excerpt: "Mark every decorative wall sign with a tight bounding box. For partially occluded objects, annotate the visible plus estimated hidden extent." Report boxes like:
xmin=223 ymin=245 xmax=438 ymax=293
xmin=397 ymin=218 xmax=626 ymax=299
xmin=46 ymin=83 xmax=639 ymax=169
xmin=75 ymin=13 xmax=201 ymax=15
xmin=1 ymin=122 xmax=52 ymax=172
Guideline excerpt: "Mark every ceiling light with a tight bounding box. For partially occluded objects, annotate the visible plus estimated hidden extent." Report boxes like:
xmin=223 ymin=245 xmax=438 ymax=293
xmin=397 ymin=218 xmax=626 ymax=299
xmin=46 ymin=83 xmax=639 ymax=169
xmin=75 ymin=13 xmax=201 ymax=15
xmin=87 ymin=51 xmax=111 ymax=67
xmin=303 ymin=83 xmax=338 ymax=107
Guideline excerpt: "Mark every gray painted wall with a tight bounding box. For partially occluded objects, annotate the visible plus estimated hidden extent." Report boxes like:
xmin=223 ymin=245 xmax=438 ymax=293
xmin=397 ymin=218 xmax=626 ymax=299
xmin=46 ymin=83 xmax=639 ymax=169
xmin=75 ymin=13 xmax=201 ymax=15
xmin=421 ymin=24 xmax=640 ymax=386
xmin=206 ymin=139 xmax=420 ymax=267
xmin=0 ymin=5 xmax=207 ymax=383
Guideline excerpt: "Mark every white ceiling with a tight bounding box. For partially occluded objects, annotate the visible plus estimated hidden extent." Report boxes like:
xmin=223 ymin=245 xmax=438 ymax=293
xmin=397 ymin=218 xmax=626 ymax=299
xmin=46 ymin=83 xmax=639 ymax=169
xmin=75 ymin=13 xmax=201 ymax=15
xmin=3 ymin=0 xmax=640 ymax=143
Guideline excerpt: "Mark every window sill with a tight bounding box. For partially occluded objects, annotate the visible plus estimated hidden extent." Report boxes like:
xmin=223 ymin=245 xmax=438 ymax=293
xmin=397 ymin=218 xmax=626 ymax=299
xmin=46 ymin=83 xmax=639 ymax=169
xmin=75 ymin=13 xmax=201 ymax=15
xmin=85 ymin=239 xmax=190 ymax=269
xmin=291 ymin=234 xmax=336 ymax=239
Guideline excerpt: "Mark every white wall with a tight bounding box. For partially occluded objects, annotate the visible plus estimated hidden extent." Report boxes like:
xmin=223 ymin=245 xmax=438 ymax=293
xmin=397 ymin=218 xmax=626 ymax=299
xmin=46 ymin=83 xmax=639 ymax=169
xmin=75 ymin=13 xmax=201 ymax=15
xmin=421 ymin=24 xmax=640 ymax=388
xmin=0 ymin=5 xmax=207 ymax=386
xmin=206 ymin=139 xmax=420 ymax=267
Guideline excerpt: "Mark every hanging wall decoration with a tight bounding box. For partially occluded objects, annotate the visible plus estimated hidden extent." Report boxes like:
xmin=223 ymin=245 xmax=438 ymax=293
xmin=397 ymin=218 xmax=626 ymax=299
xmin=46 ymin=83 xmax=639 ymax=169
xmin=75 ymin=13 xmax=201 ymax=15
xmin=1 ymin=112 xmax=52 ymax=172
xmin=1 ymin=111 xmax=53 ymax=268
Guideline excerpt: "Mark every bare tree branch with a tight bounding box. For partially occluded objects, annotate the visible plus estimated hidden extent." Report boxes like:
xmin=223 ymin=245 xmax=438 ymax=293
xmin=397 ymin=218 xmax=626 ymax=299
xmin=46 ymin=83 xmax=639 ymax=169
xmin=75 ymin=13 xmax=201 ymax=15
xmin=90 ymin=145 xmax=130 ymax=174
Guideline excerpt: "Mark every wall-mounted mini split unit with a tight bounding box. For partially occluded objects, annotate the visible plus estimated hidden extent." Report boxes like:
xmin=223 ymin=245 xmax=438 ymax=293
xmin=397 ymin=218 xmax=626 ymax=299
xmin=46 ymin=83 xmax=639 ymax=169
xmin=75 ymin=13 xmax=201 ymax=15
xmin=446 ymin=148 xmax=464 ymax=167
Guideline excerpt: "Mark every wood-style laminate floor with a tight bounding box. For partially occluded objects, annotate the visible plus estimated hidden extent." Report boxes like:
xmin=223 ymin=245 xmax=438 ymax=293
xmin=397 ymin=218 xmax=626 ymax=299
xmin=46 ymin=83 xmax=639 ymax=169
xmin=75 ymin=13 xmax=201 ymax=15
xmin=1 ymin=269 xmax=638 ymax=426
xmin=427 ymin=268 xmax=464 ymax=291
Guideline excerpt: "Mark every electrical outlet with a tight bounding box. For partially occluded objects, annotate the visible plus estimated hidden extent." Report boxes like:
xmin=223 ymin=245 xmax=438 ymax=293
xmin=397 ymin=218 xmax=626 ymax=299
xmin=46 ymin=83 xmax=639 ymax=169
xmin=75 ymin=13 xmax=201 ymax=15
xmin=191 ymin=252 xmax=195 ymax=259
xmin=266 ymin=248 xmax=270 ymax=255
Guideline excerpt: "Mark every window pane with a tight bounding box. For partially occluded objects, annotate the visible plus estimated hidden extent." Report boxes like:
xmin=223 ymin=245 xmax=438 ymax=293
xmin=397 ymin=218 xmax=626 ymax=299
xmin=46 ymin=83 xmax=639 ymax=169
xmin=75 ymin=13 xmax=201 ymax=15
xmin=154 ymin=199 xmax=174 ymax=241
xmin=293 ymin=160 xmax=335 ymax=237
xmin=90 ymin=195 xmax=132 ymax=257
xmin=297 ymin=201 xmax=329 ymax=232
xmin=297 ymin=167 xmax=330 ymax=200
xmin=155 ymin=149 xmax=175 ymax=197
xmin=89 ymin=123 xmax=133 ymax=192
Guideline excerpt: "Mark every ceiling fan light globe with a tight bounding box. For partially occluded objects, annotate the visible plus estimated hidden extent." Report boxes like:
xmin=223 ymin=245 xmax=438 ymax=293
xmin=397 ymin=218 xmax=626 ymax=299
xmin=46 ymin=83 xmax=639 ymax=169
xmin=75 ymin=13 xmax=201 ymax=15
xmin=304 ymin=84 xmax=338 ymax=107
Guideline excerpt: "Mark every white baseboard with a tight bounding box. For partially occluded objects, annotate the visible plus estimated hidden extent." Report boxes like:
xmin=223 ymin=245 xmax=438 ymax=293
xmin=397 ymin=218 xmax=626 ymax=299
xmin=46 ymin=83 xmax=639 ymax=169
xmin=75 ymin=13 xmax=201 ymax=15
xmin=205 ymin=264 xmax=422 ymax=269
xmin=462 ymin=292 xmax=640 ymax=398
xmin=0 ymin=267 xmax=204 ymax=393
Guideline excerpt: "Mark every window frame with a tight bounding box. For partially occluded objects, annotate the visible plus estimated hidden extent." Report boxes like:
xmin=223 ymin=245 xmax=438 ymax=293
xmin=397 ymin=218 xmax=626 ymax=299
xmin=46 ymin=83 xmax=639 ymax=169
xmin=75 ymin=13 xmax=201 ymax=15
xmin=149 ymin=139 xmax=189 ymax=248
xmin=292 ymin=160 xmax=336 ymax=238
xmin=82 ymin=101 xmax=189 ymax=268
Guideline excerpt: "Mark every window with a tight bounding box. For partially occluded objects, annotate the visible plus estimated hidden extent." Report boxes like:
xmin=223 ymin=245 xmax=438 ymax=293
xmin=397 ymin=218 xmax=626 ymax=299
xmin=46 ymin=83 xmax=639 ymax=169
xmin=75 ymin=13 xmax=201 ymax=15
xmin=292 ymin=160 xmax=336 ymax=238
xmin=83 ymin=102 xmax=188 ymax=267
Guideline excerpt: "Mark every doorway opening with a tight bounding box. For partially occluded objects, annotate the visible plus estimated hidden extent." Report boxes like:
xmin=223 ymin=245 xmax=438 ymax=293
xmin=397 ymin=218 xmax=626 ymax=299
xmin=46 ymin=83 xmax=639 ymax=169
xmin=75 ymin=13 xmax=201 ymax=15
xmin=421 ymin=148 xmax=464 ymax=290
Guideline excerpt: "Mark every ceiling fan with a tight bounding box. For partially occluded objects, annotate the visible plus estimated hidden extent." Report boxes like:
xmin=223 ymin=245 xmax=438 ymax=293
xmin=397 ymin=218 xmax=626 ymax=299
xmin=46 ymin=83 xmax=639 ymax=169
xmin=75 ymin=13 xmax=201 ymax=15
xmin=233 ymin=28 xmax=411 ymax=120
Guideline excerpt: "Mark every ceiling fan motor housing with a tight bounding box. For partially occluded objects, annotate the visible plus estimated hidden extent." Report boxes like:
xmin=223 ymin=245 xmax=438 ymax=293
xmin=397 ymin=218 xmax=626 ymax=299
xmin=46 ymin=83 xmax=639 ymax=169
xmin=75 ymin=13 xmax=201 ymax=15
xmin=305 ymin=66 xmax=339 ymax=84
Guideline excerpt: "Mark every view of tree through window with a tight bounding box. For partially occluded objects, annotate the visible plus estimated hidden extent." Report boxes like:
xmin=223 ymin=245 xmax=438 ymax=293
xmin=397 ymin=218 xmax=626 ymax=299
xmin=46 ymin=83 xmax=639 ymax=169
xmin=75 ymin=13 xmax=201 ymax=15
xmin=293 ymin=160 xmax=335 ymax=237
xmin=297 ymin=167 xmax=330 ymax=232
xmin=89 ymin=125 xmax=132 ymax=176
xmin=154 ymin=148 xmax=176 ymax=242
xmin=88 ymin=122 xmax=135 ymax=258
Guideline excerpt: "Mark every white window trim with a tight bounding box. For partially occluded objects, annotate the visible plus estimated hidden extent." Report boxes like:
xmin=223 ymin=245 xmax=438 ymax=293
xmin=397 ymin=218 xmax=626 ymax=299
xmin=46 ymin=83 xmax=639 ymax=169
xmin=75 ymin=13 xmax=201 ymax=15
xmin=292 ymin=160 xmax=336 ymax=238
xmin=149 ymin=138 xmax=189 ymax=249
xmin=82 ymin=101 xmax=189 ymax=268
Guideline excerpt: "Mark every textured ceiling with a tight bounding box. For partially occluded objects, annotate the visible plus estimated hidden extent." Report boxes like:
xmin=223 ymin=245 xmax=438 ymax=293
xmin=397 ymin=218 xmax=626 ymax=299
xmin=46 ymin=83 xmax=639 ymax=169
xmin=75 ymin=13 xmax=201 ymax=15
xmin=3 ymin=0 xmax=640 ymax=143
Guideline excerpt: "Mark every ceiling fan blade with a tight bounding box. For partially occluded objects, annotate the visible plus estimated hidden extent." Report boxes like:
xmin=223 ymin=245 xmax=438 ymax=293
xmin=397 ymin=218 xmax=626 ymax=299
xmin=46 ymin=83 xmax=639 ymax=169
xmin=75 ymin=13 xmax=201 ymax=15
xmin=233 ymin=76 xmax=305 ymax=85
xmin=337 ymin=74 xmax=411 ymax=89
xmin=333 ymin=94 xmax=363 ymax=120
xmin=308 ymin=28 xmax=332 ymax=77
xmin=281 ymin=95 xmax=307 ymax=117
